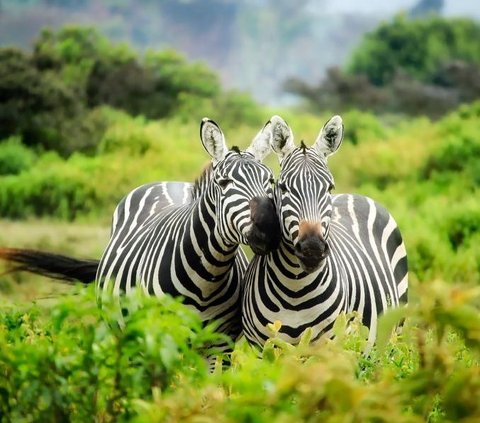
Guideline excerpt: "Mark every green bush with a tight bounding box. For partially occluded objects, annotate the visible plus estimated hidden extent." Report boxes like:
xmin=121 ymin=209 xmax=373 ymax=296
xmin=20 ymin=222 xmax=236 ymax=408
xmin=443 ymin=200 xmax=480 ymax=251
xmin=0 ymin=280 xmax=480 ymax=421
xmin=0 ymin=25 xmax=233 ymax=157
xmin=348 ymin=15 xmax=480 ymax=86
xmin=174 ymin=90 xmax=264 ymax=130
xmin=424 ymin=133 xmax=480 ymax=176
xmin=423 ymin=101 xmax=480 ymax=184
xmin=0 ymin=288 xmax=221 ymax=422
xmin=0 ymin=136 xmax=36 ymax=176
xmin=288 ymin=17 xmax=480 ymax=118
xmin=98 ymin=114 xmax=153 ymax=155
xmin=0 ymin=153 xmax=104 ymax=220
xmin=342 ymin=109 xmax=387 ymax=145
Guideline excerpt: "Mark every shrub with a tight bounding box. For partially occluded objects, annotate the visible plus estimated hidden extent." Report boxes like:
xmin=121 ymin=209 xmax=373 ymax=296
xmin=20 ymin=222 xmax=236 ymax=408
xmin=174 ymin=90 xmax=264 ymax=130
xmin=0 ymin=154 xmax=103 ymax=220
xmin=348 ymin=15 xmax=480 ymax=86
xmin=0 ymin=136 xmax=36 ymax=176
xmin=1 ymin=280 xmax=480 ymax=421
xmin=98 ymin=115 xmax=154 ymax=155
xmin=342 ymin=109 xmax=387 ymax=145
xmin=422 ymin=101 xmax=480 ymax=183
xmin=0 ymin=288 xmax=221 ymax=421
xmin=443 ymin=200 xmax=480 ymax=251
xmin=287 ymin=17 xmax=480 ymax=118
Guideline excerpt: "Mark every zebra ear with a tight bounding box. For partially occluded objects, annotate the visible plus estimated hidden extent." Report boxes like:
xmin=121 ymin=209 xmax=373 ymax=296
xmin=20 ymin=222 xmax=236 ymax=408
xmin=314 ymin=115 xmax=344 ymax=158
xmin=269 ymin=115 xmax=295 ymax=162
xmin=200 ymin=118 xmax=228 ymax=163
xmin=245 ymin=119 xmax=273 ymax=162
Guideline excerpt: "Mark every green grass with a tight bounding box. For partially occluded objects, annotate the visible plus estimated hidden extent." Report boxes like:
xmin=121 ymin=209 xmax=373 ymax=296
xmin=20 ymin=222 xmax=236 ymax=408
xmin=0 ymin=219 xmax=109 ymax=303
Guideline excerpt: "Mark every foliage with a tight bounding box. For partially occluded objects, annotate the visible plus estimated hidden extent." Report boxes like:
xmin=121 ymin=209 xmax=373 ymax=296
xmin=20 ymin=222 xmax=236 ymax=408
xmin=0 ymin=18 xmax=479 ymax=422
xmin=0 ymin=136 xmax=36 ymax=176
xmin=423 ymin=101 xmax=480 ymax=184
xmin=0 ymin=47 xmax=93 ymax=155
xmin=0 ymin=155 xmax=102 ymax=220
xmin=0 ymin=25 xmax=257 ymax=156
xmin=285 ymin=67 xmax=387 ymax=114
xmin=1 ymin=97 xmax=479 ymax=285
xmin=0 ymin=280 xmax=479 ymax=421
xmin=287 ymin=16 xmax=480 ymax=118
xmin=31 ymin=26 xmax=222 ymax=120
xmin=0 ymin=288 xmax=220 ymax=422
xmin=0 ymin=104 xmax=271 ymax=221
xmin=348 ymin=15 xmax=480 ymax=86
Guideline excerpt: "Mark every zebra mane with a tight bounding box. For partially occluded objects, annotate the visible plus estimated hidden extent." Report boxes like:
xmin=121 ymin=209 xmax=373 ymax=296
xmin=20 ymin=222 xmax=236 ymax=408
xmin=191 ymin=147 xmax=242 ymax=199
xmin=300 ymin=140 xmax=308 ymax=154
xmin=192 ymin=163 xmax=213 ymax=200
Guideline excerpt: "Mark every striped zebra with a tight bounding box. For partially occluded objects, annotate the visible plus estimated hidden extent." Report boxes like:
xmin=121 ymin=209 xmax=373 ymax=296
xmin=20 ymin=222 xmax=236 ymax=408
xmin=242 ymin=115 xmax=408 ymax=349
xmin=0 ymin=118 xmax=280 ymax=344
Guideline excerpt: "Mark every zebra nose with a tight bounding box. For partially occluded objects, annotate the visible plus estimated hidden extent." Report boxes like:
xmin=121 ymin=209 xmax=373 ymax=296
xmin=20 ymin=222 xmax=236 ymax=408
xmin=294 ymin=235 xmax=329 ymax=273
xmin=247 ymin=197 xmax=281 ymax=255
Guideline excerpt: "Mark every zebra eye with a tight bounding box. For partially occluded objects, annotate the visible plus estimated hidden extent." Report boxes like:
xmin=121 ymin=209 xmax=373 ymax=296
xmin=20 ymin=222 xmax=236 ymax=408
xmin=217 ymin=177 xmax=232 ymax=188
xmin=269 ymin=177 xmax=275 ymax=185
xmin=278 ymin=182 xmax=288 ymax=193
xmin=328 ymin=183 xmax=335 ymax=192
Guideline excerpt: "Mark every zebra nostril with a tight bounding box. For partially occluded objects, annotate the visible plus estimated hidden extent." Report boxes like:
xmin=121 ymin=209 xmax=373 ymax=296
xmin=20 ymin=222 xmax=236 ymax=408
xmin=294 ymin=235 xmax=329 ymax=273
xmin=296 ymin=236 xmax=327 ymax=254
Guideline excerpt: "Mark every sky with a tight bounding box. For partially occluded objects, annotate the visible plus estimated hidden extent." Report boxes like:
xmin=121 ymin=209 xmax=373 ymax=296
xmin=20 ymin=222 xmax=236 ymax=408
xmin=322 ymin=0 xmax=480 ymax=18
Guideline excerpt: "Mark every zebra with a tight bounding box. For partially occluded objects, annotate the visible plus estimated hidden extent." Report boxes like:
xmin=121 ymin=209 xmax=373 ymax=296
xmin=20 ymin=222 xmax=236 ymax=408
xmin=0 ymin=118 xmax=280 ymax=346
xmin=242 ymin=115 xmax=408 ymax=349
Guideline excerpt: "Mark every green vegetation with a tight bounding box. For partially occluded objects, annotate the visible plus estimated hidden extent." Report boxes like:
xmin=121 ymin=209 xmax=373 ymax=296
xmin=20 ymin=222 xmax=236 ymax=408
xmin=0 ymin=26 xmax=262 ymax=157
xmin=0 ymin=281 xmax=479 ymax=422
xmin=348 ymin=15 xmax=480 ymax=86
xmin=1 ymin=99 xmax=479 ymax=283
xmin=286 ymin=15 xmax=480 ymax=118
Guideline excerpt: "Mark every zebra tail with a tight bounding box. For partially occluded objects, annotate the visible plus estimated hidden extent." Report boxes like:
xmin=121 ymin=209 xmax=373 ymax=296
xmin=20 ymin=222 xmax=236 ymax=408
xmin=0 ymin=247 xmax=98 ymax=284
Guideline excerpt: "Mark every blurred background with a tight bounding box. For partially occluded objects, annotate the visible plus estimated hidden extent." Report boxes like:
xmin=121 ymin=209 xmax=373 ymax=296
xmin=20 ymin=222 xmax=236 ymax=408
xmin=2 ymin=0 xmax=480 ymax=105
xmin=0 ymin=0 xmax=479 ymax=301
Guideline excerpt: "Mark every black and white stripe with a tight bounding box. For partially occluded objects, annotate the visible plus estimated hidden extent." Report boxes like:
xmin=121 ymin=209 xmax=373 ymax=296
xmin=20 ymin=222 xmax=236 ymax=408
xmin=0 ymin=118 xmax=280 ymax=351
xmin=242 ymin=115 xmax=408 ymax=348
xmin=96 ymin=118 xmax=279 ymax=341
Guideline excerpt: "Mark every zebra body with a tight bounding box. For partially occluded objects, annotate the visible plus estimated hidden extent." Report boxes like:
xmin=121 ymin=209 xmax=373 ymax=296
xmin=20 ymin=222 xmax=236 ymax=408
xmin=0 ymin=118 xmax=280 ymax=346
xmin=96 ymin=118 xmax=279 ymax=340
xmin=96 ymin=178 xmax=247 ymax=337
xmin=242 ymin=116 xmax=408 ymax=348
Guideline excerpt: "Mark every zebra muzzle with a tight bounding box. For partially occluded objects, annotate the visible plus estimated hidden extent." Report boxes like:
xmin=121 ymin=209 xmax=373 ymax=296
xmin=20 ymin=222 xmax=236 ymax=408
xmin=294 ymin=235 xmax=329 ymax=273
xmin=247 ymin=197 xmax=281 ymax=255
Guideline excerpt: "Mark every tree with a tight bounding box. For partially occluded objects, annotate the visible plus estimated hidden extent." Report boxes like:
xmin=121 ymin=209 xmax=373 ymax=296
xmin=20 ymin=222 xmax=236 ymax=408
xmin=409 ymin=0 xmax=444 ymax=18
xmin=347 ymin=15 xmax=480 ymax=86
xmin=0 ymin=48 xmax=75 ymax=144
xmin=0 ymin=46 xmax=101 ymax=155
xmin=284 ymin=67 xmax=386 ymax=113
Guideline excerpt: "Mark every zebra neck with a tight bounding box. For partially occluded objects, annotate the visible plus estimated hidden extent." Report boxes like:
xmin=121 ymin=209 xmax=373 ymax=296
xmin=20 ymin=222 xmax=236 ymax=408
xmin=184 ymin=194 xmax=239 ymax=279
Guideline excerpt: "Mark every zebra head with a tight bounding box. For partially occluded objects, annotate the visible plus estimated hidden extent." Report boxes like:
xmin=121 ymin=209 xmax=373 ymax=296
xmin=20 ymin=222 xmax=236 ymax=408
xmin=270 ymin=115 xmax=344 ymax=273
xmin=200 ymin=118 xmax=280 ymax=255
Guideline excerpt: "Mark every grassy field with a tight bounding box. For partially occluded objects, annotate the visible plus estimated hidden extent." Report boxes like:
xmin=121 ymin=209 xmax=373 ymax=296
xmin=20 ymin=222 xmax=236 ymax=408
xmin=0 ymin=219 xmax=109 ymax=303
